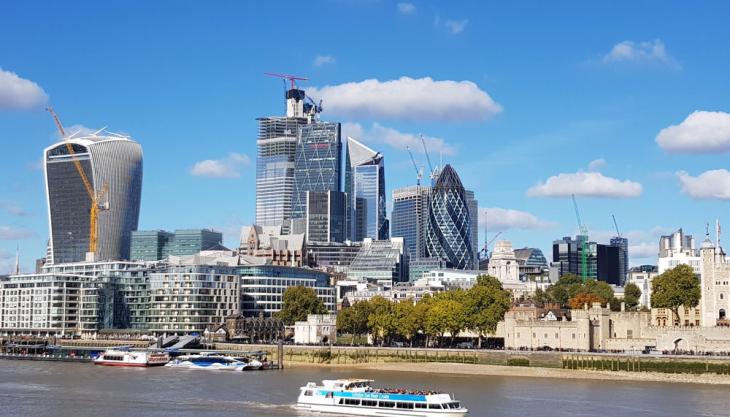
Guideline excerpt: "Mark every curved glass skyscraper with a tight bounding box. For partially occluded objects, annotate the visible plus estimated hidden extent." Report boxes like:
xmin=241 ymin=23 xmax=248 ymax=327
xmin=426 ymin=164 xmax=473 ymax=270
xmin=44 ymin=134 xmax=143 ymax=264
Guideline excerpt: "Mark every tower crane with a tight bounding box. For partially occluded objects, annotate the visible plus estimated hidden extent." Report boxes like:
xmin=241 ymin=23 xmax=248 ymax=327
xmin=46 ymin=107 xmax=109 ymax=256
xmin=612 ymin=214 xmax=622 ymax=237
xmin=478 ymin=231 xmax=502 ymax=260
xmin=406 ymin=146 xmax=424 ymax=186
xmin=264 ymin=72 xmax=308 ymax=90
xmin=419 ymin=134 xmax=437 ymax=182
xmin=571 ymin=194 xmax=589 ymax=281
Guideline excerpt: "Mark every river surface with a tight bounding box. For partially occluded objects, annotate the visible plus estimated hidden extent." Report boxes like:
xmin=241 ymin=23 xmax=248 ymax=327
xmin=0 ymin=360 xmax=728 ymax=417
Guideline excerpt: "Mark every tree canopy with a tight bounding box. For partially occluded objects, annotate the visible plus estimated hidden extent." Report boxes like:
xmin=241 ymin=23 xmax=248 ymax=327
xmin=651 ymin=264 xmax=700 ymax=325
xmin=275 ymin=285 xmax=327 ymax=325
xmin=623 ymin=282 xmax=642 ymax=310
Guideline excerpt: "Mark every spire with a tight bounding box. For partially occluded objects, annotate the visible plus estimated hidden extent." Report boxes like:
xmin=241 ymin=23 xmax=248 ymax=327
xmin=14 ymin=244 xmax=19 ymax=275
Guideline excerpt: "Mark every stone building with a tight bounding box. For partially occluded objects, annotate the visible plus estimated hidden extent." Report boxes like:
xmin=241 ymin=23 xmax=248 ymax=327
xmin=487 ymin=240 xmax=520 ymax=284
xmin=294 ymin=314 xmax=337 ymax=344
xmin=700 ymin=228 xmax=730 ymax=326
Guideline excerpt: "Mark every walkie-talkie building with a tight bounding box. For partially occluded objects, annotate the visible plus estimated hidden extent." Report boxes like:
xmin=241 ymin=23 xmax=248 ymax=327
xmin=44 ymin=134 xmax=143 ymax=264
xmin=425 ymin=164 xmax=473 ymax=270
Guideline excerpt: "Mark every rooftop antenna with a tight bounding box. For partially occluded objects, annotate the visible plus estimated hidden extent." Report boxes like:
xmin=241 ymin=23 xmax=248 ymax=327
xmin=14 ymin=244 xmax=19 ymax=275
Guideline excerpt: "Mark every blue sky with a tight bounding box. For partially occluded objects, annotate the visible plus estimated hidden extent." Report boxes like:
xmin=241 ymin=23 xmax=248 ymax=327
xmin=2 ymin=0 xmax=730 ymax=273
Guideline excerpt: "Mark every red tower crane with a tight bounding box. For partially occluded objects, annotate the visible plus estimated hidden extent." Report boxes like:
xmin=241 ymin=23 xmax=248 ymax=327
xmin=264 ymin=72 xmax=308 ymax=90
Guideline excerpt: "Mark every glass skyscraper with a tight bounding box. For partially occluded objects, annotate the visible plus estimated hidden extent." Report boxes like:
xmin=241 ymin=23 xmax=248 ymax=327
xmin=347 ymin=137 xmax=387 ymax=241
xmin=391 ymin=185 xmax=431 ymax=259
xmin=255 ymin=88 xmax=311 ymax=234
xmin=44 ymin=134 xmax=143 ymax=264
xmin=425 ymin=164 xmax=474 ymax=270
xmin=130 ymin=229 xmax=223 ymax=261
xmin=292 ymin=122 xmax=342 ymax=221
xmin=305 ymin=191 xmax=347 ymax=243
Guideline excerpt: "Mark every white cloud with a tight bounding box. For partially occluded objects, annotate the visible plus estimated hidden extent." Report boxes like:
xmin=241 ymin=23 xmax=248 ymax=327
xmin=587 ymin=158 xmax=607 ymax=172
xmin=527 ymin=171 xmax=642 ymax=198
xmin=444 ymin=19 xmax=468 ymax=34
xmin=308 ymin=76 xmax=501 ymax=122
xmin=342 ymin=122 xmax=456 ymax=157
xmin=313 ymin=54 xmax=336 ymax=67
xmin=190 ymin=153 xmax=251 ymax=178
xmin=397 ymin=2 xmax=416 ymax=14
xmin=0 ymin=226 xmax=37 ymax=240
xmin=480 ymin=207 xmax=555 ymax=232
xmin=0 ymin=68 xmax=48 ymax=111
xmin=677 ymin=169 xmax=730 ymax=200
xmin=0 ymin=202 xmax=29 ymax=216
xmin=588 ymin=226 xmax=667 ymax=264
xmin=602 ymin=39 xmax=677 ymax=68
xmin=656 ymin=111 xmax=730 ymax=153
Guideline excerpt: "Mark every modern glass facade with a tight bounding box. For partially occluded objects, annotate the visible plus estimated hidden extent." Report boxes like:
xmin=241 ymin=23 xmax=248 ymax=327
xmin=255 ymin=116 xmax=309 ymax=234
xmin=347 ymin=137 xmax=387 ymax=241
xmin=465 ymin=190 xmax=479 ymax=269
xmin=306 ymin=191 xmax=347 ymax=243
xmin=44 ymin=136 xmax=143 ymax=264
xmin=346 ymin=238 xmax=409 ymax=283
xmin=610 ymin=236 xmax=629 ymax=285
xmin=292 ymin=122 xmax=342 ymax=221
xmin=130 ymin=229 xmax=222 ymax=261
xmin=552 ymin=236 xmax=598 ymax=279
xmin=391 ymin=185 xmax=431 ymax=259
xmin=425 ymin=165 xmax=474 ymax=270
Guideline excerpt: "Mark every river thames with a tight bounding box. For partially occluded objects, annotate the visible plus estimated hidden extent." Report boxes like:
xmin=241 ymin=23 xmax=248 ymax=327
xmin=1 ymin=361 xmax=728 ymax=417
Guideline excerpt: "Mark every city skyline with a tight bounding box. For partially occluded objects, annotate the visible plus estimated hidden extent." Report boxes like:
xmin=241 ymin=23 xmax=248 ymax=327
xmin=3 ymin=1 xmax=730 ymax=272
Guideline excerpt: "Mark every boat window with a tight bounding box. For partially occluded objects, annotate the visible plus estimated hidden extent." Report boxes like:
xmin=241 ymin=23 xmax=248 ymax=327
xmin=361 ymin=400 xmax=377 ymax=407
xmin=344 ymin=399 xmax=360 ymax=406
xmin=450 ymin=402 xmax=461 ymax=409
xmin=304 ymin=391 xmax=313 ymax=396
xmin=337 ymin=399 xmax=344 ymax=405
xmin=379 ymin=401 xmax=395 ymax=408
xmin=415 ymin=403 xmax=427 ymax=409
xmin=396 ymin=402 xmax=414 ymax=409
xmin=429 ymin=404 xmax=443 ymax=409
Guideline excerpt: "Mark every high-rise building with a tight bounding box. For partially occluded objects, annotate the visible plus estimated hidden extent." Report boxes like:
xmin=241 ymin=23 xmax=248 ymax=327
xmin=130 ymin=229 xmax=223 ymax=261
xmin=658 ymin=228 xmax=700 ymax=274
xmin=610 ymin=236 xmax=629 ymax=285
xmin=347 ymin=137 xmax=387 ymax=241
xmin=292 ymin=122 xmax=342 ymax=222
xmin=305 ymin=191 xmax=347 ymax=243
xmin=346 ymin=237 xmax=409 ymax=283
xmin=597 ymin=244 xmax=621 ymax=285
xmin=255 ymin=88 xmax=312 ymax=234
xmin=391 ymin=185 xmax=431 ymax=259
xmin=425 ymin=165 xmax=474 ymax=270
xmin=552 ymin=236 xmax=598 ymax=279
xmin=44 ymin=133 xmax=143 ymax=264
xmin=465 ymin=190 xmax=479 ymax=269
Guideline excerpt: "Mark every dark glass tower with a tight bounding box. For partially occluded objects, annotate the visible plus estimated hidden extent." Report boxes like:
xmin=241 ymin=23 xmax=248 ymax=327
xmin=347 ymin=137 xmax=387 ymax=241
xmin=425 ymin=165 xmax=473 ymax=269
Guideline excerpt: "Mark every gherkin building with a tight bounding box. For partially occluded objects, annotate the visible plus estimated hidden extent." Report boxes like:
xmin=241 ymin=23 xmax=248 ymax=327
xmin=426 ymin=164 xmax=473 ymax=269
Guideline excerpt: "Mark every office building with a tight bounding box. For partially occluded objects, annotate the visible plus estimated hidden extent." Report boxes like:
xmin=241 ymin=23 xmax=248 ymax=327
xmin=408 ymin=257 xmax=446 ymax=282
xmin=239 ymin=265 xmax=335 ymax=317
xmin=513 ymin=247 xmax=550 ymax=281
xmin=610 ymin=236 xmax=629 ymax=285
xmin=347 ymin=137 xmax=387 ymax=241
xmin=44 ymin=133 xmax=143 ymax=264
xmin=130 ymin=229 xmax=223 ymax=261
xmin=658 ymin=228 xmax=700 ymax=274
xmin=597 ymin=244 xmax=621 ymax=285
xmin=305 ymin=191 xmax=347 ymax=243
xmin=465 ymin=190 xmax=479 ymax=269
xmin=552 ymin=236 xmax=598 ymax=279
xmin=306 ymin=241 xmax=361 ymax=269
xmin=255 ymin=87 xmax=312 ymax=233
xmin=391 ymin=185 xmax=431 ymax=259
xmin=346 ymin=238 xmax=409 ymax=283
xmin=627 ymin=265 xmax=658 ymax=309
xmin=425 ymin=165 xmax=474 ymax=270
xmin=292 ymin=122 xmax=342 ymax=222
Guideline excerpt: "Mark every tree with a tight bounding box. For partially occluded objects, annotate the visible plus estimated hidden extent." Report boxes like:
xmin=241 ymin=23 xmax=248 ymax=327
xmin=532 ymin=288 xmax=549 ymax=306
xmin=275 ymin=285 xmax=326 ymax=325
xmin=393 ymin=300 xmax=418 ymax=346
xmin=651 ymin=264 xmax=701 ymax=325
xmin=464 ymin=275 xmax=512 ymax=348
xmin=569 ymin=292 xmax=605 ymax=310
xmin=367 ymin=296 xmax=395 ymax=346
xmin=425 ymin=299 xmax=466 ymax=347
xmin=337 ymin=300 xmax=371 ymax=345
xmin=624 ymin=283 xmax=642 ymax=310
xmin=546 ymin=274 xmax=583 ymax=306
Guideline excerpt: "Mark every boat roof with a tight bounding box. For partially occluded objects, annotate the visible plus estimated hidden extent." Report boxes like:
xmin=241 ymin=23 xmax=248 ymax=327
xmin=324 ymin=379 xmax=374 ymax=384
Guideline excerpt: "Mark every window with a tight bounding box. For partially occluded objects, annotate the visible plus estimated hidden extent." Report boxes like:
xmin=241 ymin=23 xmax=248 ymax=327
xmin=397 ymin=402 xmax=414 ymax=409
xmin=361 ymin=400 xmax=377 ymax=407
xmin=379 ymin=401 xmax=395 ymax=408
xmin=428 ymin=404 xmax=443 ymax=409
xmin=415 ymin=403 xmax=427 ymax=409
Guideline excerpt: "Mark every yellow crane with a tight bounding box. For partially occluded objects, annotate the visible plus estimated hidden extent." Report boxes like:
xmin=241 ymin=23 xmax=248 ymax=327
xmin=47 ymin=107 xmax=109 ymax=255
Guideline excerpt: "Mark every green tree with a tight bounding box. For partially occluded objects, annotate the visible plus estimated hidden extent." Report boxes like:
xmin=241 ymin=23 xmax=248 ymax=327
xmin=393 ymin=300 xmax=418 ymax=346
xmin=624 ymin=283 xmax=642 ymax=310
xmin=464 ymin=275 xmax=512 ymax=348
xmin=337 ymin=300 xmax=372 ymax=345
xmin=425 ymin=299 xmax=466 ymax=347
xmin=651 ymin=264 xmax=701 ymax=325
xmin=546 ymin=274 xmax=583 ymax=306
xmin=275 ymin=285 xmax=326 ymax=325
xmin=367 ymin=296 xmax=396 ymax=346
xmin=532 ymin=288 xmax=549 ymax=306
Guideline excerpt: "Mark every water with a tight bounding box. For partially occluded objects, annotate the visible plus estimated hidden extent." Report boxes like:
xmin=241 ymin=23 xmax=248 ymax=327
xmin=0 ymin=361 xmax=728 ymax=417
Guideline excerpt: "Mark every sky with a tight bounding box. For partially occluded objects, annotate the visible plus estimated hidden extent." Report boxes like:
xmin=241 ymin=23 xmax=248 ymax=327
xmin=2 ymin=0 xmax=730 ymax=273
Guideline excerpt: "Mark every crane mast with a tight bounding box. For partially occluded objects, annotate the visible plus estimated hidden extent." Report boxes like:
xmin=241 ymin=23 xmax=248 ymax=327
xmin=572 ymin=194 xmax=589 ymax=281
xmin=406 ymin=146 xmax=423 ymax=186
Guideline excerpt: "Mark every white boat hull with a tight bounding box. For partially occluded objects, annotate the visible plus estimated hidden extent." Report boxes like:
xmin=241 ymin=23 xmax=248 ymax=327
xmin=296 ymin=402 xmax=467 ymax=417
xmin=165 ymin=361 xmax=245 ymax=371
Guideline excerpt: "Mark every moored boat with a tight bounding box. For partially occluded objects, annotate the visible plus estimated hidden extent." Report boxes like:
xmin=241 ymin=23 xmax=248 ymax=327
xmin=93 ymin=349 xmax=169 ymax=367
xmin=296 ymin=379 xmax=468 ymax=416
xmin=165 ymin=353 xmax=247 ymax=371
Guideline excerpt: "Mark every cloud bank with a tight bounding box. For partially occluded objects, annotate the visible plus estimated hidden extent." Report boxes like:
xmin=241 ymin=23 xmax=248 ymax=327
xmin=480 ymin=207 xmax=555 ymax=232
xmin=677 ymin=169 xmax=730 ymax=200
xmin=0 ymin=68 xmax=48 ymax=111
xmin=191 ymin=153 xmax=251 ymax=178
xmin=656 ymin=111 xmax=730 ymax=153
xmin=527 ymin=171 xmax=642 ymax=198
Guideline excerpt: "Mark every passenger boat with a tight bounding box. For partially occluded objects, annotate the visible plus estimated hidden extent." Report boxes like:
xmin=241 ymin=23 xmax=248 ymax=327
xmin=165 ymin=353 xmax=247 ymax=371
xmin=234 ymin=356 xmax=263 ymax=370
xmin=93 ymin=349 xmax=169 ymax=367
xmin=296 ymin=379 xmax=468 ymax=416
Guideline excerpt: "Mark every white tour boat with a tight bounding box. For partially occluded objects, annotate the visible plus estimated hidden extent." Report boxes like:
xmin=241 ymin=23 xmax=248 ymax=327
xmin=93 ymin=349 xmax=169 ymax=367
xmin=165 ymin=353 xmax=247 ymax=371
xmin=296 ymin=379 xmax=468 ymax=417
